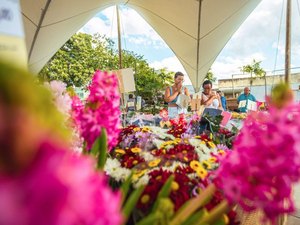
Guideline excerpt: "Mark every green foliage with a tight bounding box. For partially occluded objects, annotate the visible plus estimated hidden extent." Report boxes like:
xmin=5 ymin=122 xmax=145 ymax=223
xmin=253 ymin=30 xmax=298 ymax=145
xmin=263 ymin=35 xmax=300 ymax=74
xmin=39 ymin=32 xmax=173 ymax=111
xmin=123 ymin=185 xmax=145 ymax=224
xmin=202 ymin=114 xmax=223 ymax=133
xmin=205 ymin=69 xmax=216 ymax=82
xmin=39 ymin=33 xmax=117 ymax=87
xmin=240 ymin=59 xmax=266 ymax=86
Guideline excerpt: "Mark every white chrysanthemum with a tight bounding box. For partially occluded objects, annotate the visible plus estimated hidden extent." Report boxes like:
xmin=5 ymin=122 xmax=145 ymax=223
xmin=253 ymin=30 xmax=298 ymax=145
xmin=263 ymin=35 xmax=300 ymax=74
xmin=133 ymin=174 xmax=150 ymax=188
xmin=189 ymin=138 xmax=202 ymax=147
xmin=104 ymin=158 xmax=131 ymax=181
xmin=187 ymin=173 xmax=198 ymax=180
xmin=112 ymin=168 xmax=131 ymax=182
xmin=141 ymin=152 xmax=155 ymax=161
xmin=163 ymin=161 xmax=186 ymax=172
xmin=149 ymin=126 xmax=175 ymax=140
xmin=152 ymin=139 xmax=165 ymax=149
xmin=104 ymin=158 xmax=121 ymax=172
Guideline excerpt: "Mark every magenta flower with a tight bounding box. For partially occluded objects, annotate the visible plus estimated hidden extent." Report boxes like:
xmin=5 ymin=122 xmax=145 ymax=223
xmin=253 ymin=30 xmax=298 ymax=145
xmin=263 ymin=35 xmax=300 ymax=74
xmin=71 ymin=71 xmax=121 ymax=151
xmin=0 ymin=140 xmax=122 ymax=225
xmin=215 ymin=102 xmax=300 ymax=222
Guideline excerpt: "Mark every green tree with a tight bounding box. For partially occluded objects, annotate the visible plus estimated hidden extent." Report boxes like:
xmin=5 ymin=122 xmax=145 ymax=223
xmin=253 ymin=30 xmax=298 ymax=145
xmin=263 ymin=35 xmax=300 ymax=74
xmin=39 ymin=33 xmax=118 ymax=87
xmin=39 ymin=32 xmax=173 ymax=112
xmin=241 ymin=59 xmax=266 ymax=88
xmin=205 ymin=69 xmax=216 ymax=82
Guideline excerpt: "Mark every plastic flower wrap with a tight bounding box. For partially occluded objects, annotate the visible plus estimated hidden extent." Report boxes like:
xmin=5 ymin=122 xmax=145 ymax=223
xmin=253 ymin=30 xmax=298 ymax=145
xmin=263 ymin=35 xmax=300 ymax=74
xmin=215 ymin=100 xmax=300 ymax=222
xmin=71 ymin=71 xmax=121 ymax=151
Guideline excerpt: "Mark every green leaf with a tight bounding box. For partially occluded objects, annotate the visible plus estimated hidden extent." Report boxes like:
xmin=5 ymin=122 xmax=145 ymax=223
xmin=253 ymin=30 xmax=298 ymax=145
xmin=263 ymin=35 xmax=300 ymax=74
xmin=135 ymin=213 xmax=161 ymax=225
xmin=97 ymin=128 xmax=107 ymax=169
xmin=90 ymin=136 xmax=100 ymax=156
xmin=181 ymin=209 xmax=207 ymax=225
xmin=151 ymin=175 xmax=174 ymax=212
xmin=122 ymin=185 xmax=145 ymax=223
xmin=120 ymin=172 xmax=133 ymax=205
xmin=170 ymin=184 xmax=216 ymax=225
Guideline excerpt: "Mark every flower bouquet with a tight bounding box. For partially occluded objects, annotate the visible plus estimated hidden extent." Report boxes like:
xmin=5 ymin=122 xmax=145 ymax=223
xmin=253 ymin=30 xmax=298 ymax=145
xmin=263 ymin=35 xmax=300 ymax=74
xmin=1 ymin=63 xmax=300 ymax=225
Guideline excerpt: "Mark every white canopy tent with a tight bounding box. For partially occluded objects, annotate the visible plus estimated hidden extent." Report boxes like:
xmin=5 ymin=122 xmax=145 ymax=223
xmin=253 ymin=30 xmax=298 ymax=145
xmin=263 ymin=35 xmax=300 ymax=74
xmin=20 ymin=0 xmax=261 ymax=90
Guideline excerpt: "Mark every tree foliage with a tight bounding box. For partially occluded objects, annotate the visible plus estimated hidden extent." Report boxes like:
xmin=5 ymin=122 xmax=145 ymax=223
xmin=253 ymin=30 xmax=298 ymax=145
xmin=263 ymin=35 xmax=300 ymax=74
xmin=39 ymin=32 xmax=173 ymax=110
xmin=204 ymin=69 xmax=216 ymax=82
xmin=240 ymin=59 xmax=266 ymax=87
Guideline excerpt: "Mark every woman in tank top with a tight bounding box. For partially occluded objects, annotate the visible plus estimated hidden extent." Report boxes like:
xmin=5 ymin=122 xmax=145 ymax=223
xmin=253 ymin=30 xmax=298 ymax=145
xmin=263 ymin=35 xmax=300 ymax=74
xmin=164 ymin=72 xmax=190 ymax=118
xmin=200 ymin=80 xmax=223 ymax=110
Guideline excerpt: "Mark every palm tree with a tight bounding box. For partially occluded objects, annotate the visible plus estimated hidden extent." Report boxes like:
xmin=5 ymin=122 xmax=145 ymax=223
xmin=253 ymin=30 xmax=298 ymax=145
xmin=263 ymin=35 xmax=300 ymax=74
xmin=241 ymin=59 xmax=266 ymax=89
xmin=205 ymin=68 xmax=216 ymax=82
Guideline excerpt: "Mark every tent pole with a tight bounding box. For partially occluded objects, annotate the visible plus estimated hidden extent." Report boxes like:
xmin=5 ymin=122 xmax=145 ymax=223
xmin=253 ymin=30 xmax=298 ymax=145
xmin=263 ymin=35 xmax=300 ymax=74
xmin=28 ymin=0 xmax=52 ymax=60
xmin=116 ymin=5 xmax=125 ymax=126
xmin=196 ymin=0 xmax=203 ymax=92
xmin=116 ymin=5 xmax=122 ymax=70
xmin=285 ymin=0 xmax=291 ymax=84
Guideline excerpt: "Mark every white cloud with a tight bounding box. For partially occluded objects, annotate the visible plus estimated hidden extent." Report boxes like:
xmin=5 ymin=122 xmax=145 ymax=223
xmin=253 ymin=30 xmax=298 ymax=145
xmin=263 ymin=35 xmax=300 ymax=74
xmin=79 ymin=6 xmax=167 ymax=49
xmin=212 ymin=0 xmax=300 ymax=79
xmin=150 ymin=57 xmax=192 ymax=85
xmin=212 ymin=53 xmax=266 ymax=79
xmin=79 ymin=17 xmax=115 ymax=36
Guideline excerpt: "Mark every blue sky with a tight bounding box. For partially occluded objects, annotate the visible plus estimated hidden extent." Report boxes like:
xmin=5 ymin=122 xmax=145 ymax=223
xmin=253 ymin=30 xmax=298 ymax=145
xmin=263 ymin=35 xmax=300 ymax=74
xmin=79 ymin=0 xmax=300 ymax=85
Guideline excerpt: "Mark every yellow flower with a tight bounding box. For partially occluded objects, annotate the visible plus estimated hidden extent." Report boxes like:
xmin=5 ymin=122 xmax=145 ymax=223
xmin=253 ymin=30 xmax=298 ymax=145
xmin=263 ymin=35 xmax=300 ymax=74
xmin=156 ymin=175 xmax=162 ymax=181
xmin=208 ymin=157 xmax=217 ymax=163
xmin=132 ymin=169 xmax=147 ymax=181
xmin=148 ymin=159 xmax=161 ymax=167
xmin=171 ymin=181 xmax=179 ymax=191
xmin=141 ymin=194 xmax=150 ymax=204
xmin=134 ymin=169 xmax=146 ymax=177
xmin=190 ymin=160 xmax=201 ymax=171
xmin=131 ymin=147 xmax=141 ymax=153
xmin=142 ymin=127 xmax=150 ymax=132
xmin=209 ymin=133 xmax=213 ymax=140
xmin=165 ymin=161 xmax=171 ymax=167
xmin=196 ymin=167 xmax=208 ymax=179
xmin=218 ymin=150 xmax=225 ymax=155
xmin=115 ymin=149 xmax=125 ymax=154
xmin=174 ymin=138 xmax=181 ymax=143
xmin=194 ymin=135 xmax=201 ymax=139
xmin=133 ymin=127 xmax=140 ymax=132
xmin=201 ymin=160 xmax=212 ymax=169
xmin=207 ymin=142 xmax=216 ymax=148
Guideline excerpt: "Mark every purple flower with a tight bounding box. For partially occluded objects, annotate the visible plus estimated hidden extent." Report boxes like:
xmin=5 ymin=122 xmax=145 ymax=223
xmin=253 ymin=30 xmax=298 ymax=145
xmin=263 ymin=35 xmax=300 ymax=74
xmin=0 ymin=140 xmax=122 ymax=225
xmin=71 ymin=71 xmax=121 ymax=151
xmin=215 ymin=102 xmax=300 ymax=222
xmin=216 ymin=144 xmax=230 ymax=152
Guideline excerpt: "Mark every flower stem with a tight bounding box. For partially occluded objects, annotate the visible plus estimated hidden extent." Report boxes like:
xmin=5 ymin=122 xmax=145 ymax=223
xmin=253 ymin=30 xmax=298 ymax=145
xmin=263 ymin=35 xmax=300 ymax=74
xmin=170 ymin=183 xmax=216 ymax=225
xmin=197 ymin=200 xmax=230 ymax=225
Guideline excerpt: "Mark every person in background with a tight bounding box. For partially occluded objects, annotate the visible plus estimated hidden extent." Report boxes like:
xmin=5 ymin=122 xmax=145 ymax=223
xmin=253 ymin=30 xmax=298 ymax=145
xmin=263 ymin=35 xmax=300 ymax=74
xmin=217 ymin=90 xmax=227 ymax=111
xmin=164 ymin=71 xmax=190 ymax=119
xmin=237 ymin=87 xmax=256 ymax=112
xmin=201 ymin=80 xmax=223 ymax=110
